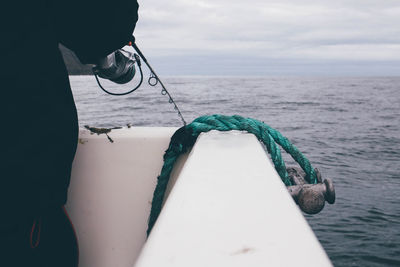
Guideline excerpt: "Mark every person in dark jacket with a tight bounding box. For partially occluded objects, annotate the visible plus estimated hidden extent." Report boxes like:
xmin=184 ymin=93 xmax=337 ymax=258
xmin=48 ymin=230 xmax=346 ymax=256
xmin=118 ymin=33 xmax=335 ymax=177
xmin=0 ymin=1 xmax=139 ymax=266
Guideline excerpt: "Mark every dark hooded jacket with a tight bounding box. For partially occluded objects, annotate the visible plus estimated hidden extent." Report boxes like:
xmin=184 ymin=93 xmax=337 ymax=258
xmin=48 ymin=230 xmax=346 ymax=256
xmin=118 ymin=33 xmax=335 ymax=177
xmin=0 ymin=0 xmax=139 ymax=221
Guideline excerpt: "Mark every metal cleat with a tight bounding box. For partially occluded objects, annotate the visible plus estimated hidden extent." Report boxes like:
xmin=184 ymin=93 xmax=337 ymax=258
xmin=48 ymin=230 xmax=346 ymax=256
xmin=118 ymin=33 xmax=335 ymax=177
xmin=286 ymin=167 xmax=335 ymax=214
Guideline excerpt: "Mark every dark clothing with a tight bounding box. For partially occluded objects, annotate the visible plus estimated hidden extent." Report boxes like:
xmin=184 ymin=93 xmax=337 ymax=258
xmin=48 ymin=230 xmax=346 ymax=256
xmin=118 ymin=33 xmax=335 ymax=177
xmin=1 ymin=0 xmax=138 ymax=264
xmin=52 ymin=0 xmax=140 ymax=63
xmin=3 ymin=206 xmax=79 ymax=267
xmin=2 ymin=0 xmax=138 ymax=220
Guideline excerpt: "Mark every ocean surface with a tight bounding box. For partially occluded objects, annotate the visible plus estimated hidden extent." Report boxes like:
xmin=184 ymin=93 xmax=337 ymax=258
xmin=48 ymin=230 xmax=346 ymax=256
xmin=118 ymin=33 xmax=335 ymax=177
xmin=70 ymin=75 xmax=400 ymax=266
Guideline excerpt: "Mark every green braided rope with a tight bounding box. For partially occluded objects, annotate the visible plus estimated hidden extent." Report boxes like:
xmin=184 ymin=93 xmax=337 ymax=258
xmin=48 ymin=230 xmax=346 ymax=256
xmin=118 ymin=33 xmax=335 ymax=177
xmin=147 ymin=114 xmax=317 ymax=235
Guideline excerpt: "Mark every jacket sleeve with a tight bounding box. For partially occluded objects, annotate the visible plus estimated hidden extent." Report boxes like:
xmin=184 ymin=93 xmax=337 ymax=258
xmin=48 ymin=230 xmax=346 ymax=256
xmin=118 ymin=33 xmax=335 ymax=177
xmin=52 ymin=0 xmax=139 ymax=64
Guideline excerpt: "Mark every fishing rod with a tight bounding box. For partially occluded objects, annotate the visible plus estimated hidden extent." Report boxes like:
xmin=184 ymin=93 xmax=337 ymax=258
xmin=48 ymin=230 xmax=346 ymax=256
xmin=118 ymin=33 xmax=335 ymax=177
xmin=92 ymin=37 xmax=187 ymax=126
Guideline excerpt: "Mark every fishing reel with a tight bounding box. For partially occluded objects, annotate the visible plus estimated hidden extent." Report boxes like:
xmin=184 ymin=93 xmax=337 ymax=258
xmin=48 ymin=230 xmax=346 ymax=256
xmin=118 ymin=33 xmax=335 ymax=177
xmin=94 ymin=49 xmax=138 ymax=84
xmin=92 ymin=38 xmax=187 ymax=125
xmin=92 ymin=48 xmax=143 ymax=95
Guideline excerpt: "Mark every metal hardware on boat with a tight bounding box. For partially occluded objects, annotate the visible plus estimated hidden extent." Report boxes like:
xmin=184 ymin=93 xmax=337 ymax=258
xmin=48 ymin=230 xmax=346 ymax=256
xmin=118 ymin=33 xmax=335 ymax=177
xmin=84 ymin=125 xmax=122 ymax=143
xmin=286 ymin=167 xmax=335 ymax=214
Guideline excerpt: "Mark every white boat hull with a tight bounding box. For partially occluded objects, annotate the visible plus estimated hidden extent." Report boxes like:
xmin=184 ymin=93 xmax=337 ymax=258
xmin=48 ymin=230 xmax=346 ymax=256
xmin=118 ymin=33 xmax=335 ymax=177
xmin=66 ymin=128 xmax=331 ymax=267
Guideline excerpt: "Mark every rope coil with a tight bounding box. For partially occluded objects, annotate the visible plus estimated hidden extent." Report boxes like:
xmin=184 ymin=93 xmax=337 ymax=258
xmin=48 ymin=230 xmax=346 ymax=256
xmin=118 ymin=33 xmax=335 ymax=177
xmin=147 ymin=114 xmax=318 ymax=235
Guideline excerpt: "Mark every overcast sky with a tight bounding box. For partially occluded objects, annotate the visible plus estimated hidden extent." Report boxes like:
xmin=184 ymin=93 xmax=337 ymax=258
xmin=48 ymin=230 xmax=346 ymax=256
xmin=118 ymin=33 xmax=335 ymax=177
xmin=132 ymin=0 xmax=400 ymax=76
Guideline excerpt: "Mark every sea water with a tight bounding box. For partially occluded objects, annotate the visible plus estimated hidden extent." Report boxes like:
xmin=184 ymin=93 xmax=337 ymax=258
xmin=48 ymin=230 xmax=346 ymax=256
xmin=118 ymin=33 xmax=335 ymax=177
xmin=70 ymin=75 xmax=400 ymax=266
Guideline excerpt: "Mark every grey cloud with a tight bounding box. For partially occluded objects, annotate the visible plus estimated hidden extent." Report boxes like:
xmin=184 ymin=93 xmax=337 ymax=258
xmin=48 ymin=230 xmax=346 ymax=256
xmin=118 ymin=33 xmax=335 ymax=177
xmin=132 ymin=0 xmax=400 ymax=75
